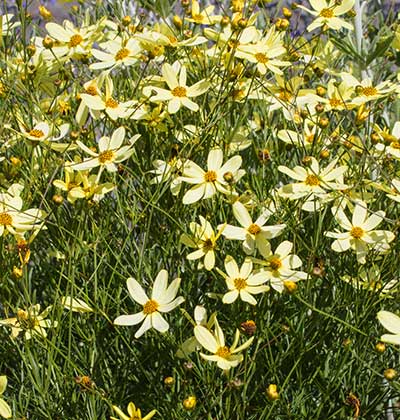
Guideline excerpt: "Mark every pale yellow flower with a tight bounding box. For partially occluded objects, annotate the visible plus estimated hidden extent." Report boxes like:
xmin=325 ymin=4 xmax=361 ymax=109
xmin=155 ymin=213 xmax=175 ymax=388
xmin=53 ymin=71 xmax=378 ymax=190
xmin=111 ymin=402 xmax=156 ymax=420
xmin=194 ymin=317 xmax=254 ymax=370
xmin=220 ymin=201 xmax=285 ymax=254
xmin=90 ymin=37 xmax=141 ymax=70
xmin=252 ymin=241 xmax=307 ymax=293
xmin=144 ymin=62 xmax=209 ymax=114
xmin=298 ymin=0 xmax=354 ymax=32
xmin=185 ymin=1 xmax=221 ymax=25
xmin=180 ymin=148 xmax=244 ymax=204
xmin=278 ymin=157 xmax=349 ymax=211
xmin=0 ymin=376 xmax=11 ymax=419
xmin=180 ymin=216 xmax=225 ymax=271
xmin=114 ymin=270 xmax=184 ymax=339
xmin=217 ymin=256 xmax=269 ymax=305
xmin=72 ymin=127 xmax=139 ymax=173
xmin=0 ymin=184 xmax=46 ymax=237
xmin=0 ymin=304 xmax=56 ymax=340
xmin=325 ymin=200 xmax=395 ymax=264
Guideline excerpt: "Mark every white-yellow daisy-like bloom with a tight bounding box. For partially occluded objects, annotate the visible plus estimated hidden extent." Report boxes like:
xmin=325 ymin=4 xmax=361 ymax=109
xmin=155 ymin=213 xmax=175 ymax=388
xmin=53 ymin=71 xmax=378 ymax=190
xmin=217 ymin=256 xmax=269 ymax=305
xmin=53 ymin=164 xmax=115 ymax=203
xmin=18 ymin=121 xmax=72 ymax=152
xmin=375 ymin=122 xmax=400 ymax=159
xmin=253 ymin=241 xmax=307 ymax=293
xmin=325 ymin=200 xmax=395 ymax=264
xmin=180 ymin=216 xmax=225 ymax=271
xmin=194 ymin=317 xmax=254 ymax=370
xmin=377 ymin=311 xmax=400 ymax=345
xmin=278 ymin=157 xmax=349 ymax=211
xmin=0 ymin=184 xmax=46 ymax=237
xmin=0 ymin=304 xmax=56 ymax=340
xmin=44 ymin=20 xmax=100 ymax=59
xmin=278 ymin=122 xmax=320 ymax=149
xmin=342 ymin=265 xmax=398 ymax=296
xmin=185 ymin=0 xmax=221 ymax=25
xmin=111 ymin=401 xmax=156 ymax=420
xmin=144 ymin=62 xmax=209 ymax=114
xmin=298 ymin=0 xmax=355 ymax=32
xmin=0 ymin=376 xmax=12 ymax=419
xmin=150 ymin=157 xmax=184 ymax=196
xmin=235 ymin=28 xmax=290 ymax=76
xmin=72 ymin=127 xmax=139 ymax=173
xmin=114 ymin=270 xmax=184 ymax=339
xmin=179 ymin=148 xmax=244 ymax=204
xmin=177 ymin=305 xmax=216 ymax=358
xmin=79 ymin=76 xmax=135 ymax=120
xmin=318 ymin=79 xmax=354 ymax=111
xmin=219 ymin=201 xmax=286 ymax=255
xmin=340 ymin=73 xmax=395 ymax=106
xmin=90 ymin=37 xmax=141 ymax=70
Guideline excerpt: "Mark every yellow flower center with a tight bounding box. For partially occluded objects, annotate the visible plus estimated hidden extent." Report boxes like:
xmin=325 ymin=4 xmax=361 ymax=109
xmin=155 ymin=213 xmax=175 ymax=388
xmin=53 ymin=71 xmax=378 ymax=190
xmin=234 ymin=277 xmax=247 ymax=290
xmin=306 ymin=134 xmax=315 ymax=143
xmin=204 ymin=170 xmax=217 ymax=183
xmin=193 ymin=14 xmax=204 ymax=24
xmin=143 ymin=299 xmax=159 ymax=315
xmin=85 ymin=85 xmax=98 ymax=96
xmin=361 ymin=86 xmax=378 ymax=97
xmin=269 ymin=257 xmax=282 ymax=271
xmin=329 ymin=98 xmax=342 ymax=107
xmin=28 ymin=129 xmax=45 ymax=138
xmin=168 ymin=35 xmax=177 ymax=44
xmin=98 ymin=150 xmax=115 ymax=164
xmin=171 ymin=86 xmax=187 ymax=97
xmin=304 ymin=174 xmax=320 ymax=186
xmin=105 ymin=98 xmax=118 ymax=108
xmin=278 ymin=89 xmax=292 ymax=102
xmin=216 ymin=346 xmax=231 ymax=358
xmin=202 ymin=238 xmax=215 ymax=252
xmin=390 ymin=141 xmax=400 ymax=149
xmin=69 ymin=34 xmax=83 ymax=47
xmin=115 ymin=48 xmax=130 ymax=61
xmin=0 ymin=212 xmax=12 ymax=226
xmin=248 ymin=223 xmax=261 ymax=235
xmin=350 ymin=226 xmax=364 ymax=239
xmin=17 ymin=310 xmax=39 ymax=329
xmin=319 ymin=8 xmax=334 ymax=18
xmin=255 ymin=52 xmax=268 ymax=63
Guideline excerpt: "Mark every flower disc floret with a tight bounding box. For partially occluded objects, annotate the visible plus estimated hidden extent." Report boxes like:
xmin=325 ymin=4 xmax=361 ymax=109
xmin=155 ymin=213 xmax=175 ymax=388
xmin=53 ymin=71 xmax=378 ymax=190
xmin=216 ymin=346 xmax=231 ymax=358
xmin=98 ymin=150 xmax=115 ymax=164
xmin=143 ymin=299 xmax=159 ymax=315
xmin=69 ymin=34 xmax=83 ymax=47
xmin=350 ymin=226 xmax=364 ymax=239
xmin=171 ymin=86 xmax=187 ymax=97
xmin=29 ymin=129 xmax=45 ymax=138
xmin=320 ymin=8 xmax=334 ymax=18
xmin=0 ymin=212 xmax=12 ymax=226
xmin=115 ymin=48 xmax=130 ymax=61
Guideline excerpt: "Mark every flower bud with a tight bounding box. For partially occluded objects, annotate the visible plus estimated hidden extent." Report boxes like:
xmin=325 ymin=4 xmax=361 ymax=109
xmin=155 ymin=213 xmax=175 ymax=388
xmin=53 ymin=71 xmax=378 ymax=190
xmin=42 ymin=36 xmax=54 ymax=49
xmin=164 ymin=376 xmax=175 ymax=387
xmin=384 ymin=368 xmax=397 ymax=381
xmin=183 ymin=395 xmax=197 ymax=410
xmin=266 ymin=384 xmax=279 ymax=400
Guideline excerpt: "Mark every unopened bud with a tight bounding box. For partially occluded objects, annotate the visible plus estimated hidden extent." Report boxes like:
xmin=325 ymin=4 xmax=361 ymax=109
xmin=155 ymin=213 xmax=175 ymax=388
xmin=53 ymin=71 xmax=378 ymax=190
xmin=183 ymin=396 xmax=197 ymax=410
xmin=384 ymin=368 xmax=397 ymax=381
xmin=42 ymin=36 xmax=54 ymax=49
xmin=266 ymin=384 xmax=279 ymax=400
